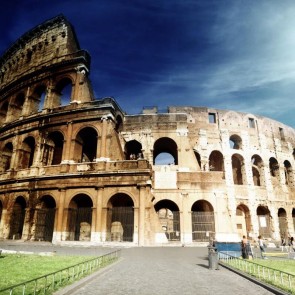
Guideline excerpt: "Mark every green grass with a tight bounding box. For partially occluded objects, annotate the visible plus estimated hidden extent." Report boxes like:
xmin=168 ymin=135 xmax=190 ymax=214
xmin=0 ymin=254 xmax=96 ymax=289
xmin=0 ymin=253 xmax=118 ymax=295
xmin=256 ymin=258 xmax=295 ymax=275
xmin=222 ymin=257 xmax=295 ymax=294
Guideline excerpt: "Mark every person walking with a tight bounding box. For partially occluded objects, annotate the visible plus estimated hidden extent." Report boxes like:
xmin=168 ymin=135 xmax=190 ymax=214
xmin=258 ymin=235 xmax=267 ymax=259
xmin=241 ymin=235 xmax=249 ymax=259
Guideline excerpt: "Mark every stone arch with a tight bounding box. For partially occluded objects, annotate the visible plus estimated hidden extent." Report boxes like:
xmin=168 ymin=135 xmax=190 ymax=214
xmin=194 ymin=151 xmax=201 ymax=170
xmin=43 ymin=131 xmax=64 ymax=165
xmin=153 ymin=137 xmax=178 ymax=165
xmin=106 ymin=193 xmax=134 ymax=242
xmin=1 ymin=142 xmax=13 ymax=172
xmin=125 ymin=140 xmax=143 ymax=160
xmin=257 ymin=206 xmax=272 ymax=238
xmin=0 ymin=101 xmax=8 ymax=125
xmin=251 ymin=155 xmax=264 ymax=186
xmin=209 ymin=150 xmax=224 ymax=171
xmin=66 ymin=194 xmax=93 ymax=241
xmin=236 ymin=204 xmax=251 ymax=238
xmin=278 ymin=208 xmax=287 ymax=240
xmin=19 ymin=136 xmax=35 ymax=169
xmin=74 ymin=127 xmax=98 ymax=162
xmin=9 ymin=196 xmax=26 ymax=240
xmin=154 ymin=199 xmax=180 ymax=241
xmin=32 ymin=84 xmax=47 ymax=112
xmin=269 ymin=157 xmax=280 ymax=186
xmin=232 ymin=154 xmax=244 ymax=185
xmin=229 ymin=134 xmax=242 ymax=150
xmin=284 ymin=160 xmax=294 ymax=187
xmin=54 ymin=77 xmax=73 ymax=107
xmin=34 ymin=195 xmax=56 ymax=241
xmin=191 ymin=200 xmax=215 ymax=242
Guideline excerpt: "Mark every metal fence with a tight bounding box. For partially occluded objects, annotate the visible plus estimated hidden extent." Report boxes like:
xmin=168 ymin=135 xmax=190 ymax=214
xmin=0 ymin=250 xmax=120 ymax=295
xmin=219 ymin=251 xmax=295 ymax=294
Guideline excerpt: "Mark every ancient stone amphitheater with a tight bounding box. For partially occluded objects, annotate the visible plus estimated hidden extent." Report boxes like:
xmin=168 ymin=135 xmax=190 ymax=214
xmin=0 ymin=15 xmax=294 ymax=246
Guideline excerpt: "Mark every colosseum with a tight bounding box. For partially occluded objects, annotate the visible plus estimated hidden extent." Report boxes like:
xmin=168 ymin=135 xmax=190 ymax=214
xmin=0 ymin=15 xmax=294 ymax=246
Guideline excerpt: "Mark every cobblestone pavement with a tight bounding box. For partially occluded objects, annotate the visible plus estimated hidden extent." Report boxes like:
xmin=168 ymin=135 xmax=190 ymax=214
xmin=56 ymin=247 xmax=275 ymax=295
xmin=0 ymin=241 xmax=278 ymax=295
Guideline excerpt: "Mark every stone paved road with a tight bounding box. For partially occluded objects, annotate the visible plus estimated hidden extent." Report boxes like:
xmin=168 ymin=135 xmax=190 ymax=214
xmin=56 ymin=247 xmax=276 ymax=295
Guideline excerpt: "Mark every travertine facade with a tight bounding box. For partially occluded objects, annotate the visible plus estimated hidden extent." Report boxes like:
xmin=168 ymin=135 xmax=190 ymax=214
xmin=0 ymin=15 xmax=294 ymax=246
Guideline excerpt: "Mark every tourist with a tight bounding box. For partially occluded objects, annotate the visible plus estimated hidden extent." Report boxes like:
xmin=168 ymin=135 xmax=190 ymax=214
xmin=258 ymin=235 xmax=267 ymax=259
xmin=241 ymin=235 xmax=249 ymax=259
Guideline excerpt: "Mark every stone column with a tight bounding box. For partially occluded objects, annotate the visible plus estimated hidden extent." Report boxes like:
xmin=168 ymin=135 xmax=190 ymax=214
xmin=101 ymin=207 xmax=108 ymax=242
xmin=53 ymin=189 xmax=66 ymax=242
xmin=93 ymin=186 xmax=104 ymax=242
xmin=97 ymin=116 xmax=108 ymax=160
xmin=0 ymin=209 xmax=7 ymax=239
xmin=138 ymin=184 xmax=146 ymax=246
xmin=21 ymin=207 xmax=32 ymax=240
xmin=62 ymin=121 xmax=73 ymax=163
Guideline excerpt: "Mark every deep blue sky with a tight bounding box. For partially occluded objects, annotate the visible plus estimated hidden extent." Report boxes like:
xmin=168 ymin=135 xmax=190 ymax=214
xmin=1 ymin=0 xmax=295 ymax=127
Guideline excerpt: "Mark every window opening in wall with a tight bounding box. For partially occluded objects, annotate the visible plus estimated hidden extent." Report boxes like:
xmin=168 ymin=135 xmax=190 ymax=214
xmin=248 ymin=118 xmax=255 ymax=128
xmin=229 ymin=135 xmax=242 ymax=149
xmin=279 ymin=127 xmax=285 ymax=140
xmin=153 ymin=137 xmax=178 ymax=165
xmin=208 ymin=113 xmax=216 ymax=124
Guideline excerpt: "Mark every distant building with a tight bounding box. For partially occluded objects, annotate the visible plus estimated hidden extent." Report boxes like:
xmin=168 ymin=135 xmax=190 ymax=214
xmin=0 ymin=15 xmax=294 ymax=245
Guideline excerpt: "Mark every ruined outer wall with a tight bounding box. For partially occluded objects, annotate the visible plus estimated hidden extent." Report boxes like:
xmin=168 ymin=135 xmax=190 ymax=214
xmin=0 ymin=15 xmax=80 ymax=91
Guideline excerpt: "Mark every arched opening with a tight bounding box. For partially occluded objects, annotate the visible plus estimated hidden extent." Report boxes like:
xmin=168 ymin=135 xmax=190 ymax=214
xmin=194 ymin=151 xmax=201 ymax=170
xmin=106 ymin=194 xmax=134 ymax=242
xmin=257 ymin=206 xmax=272 ymax=238
xmin=153 ymin=137 xmax=178 ymax=165
xmin=278 ymin=208 xmax=288 ymax=240
xmin=55 ymin=78 xmax=73 ymax=107
xmin=209 ymin=150 xmax=224 ymax=171
xmin=2 ymin=142 xmax=13 ymax=172
xmin=229 ymin=135 xmax=242 ymax=150
xmin=9 ymin=196 xmax=26 ymax=240
xmin=155 ymin=199 xmax=180 ymax=241
xmin=34 ymin=195 xmax=56 ymax=241
xmin=191 ymin=200 xmax=215 ymax=242
xmin=269 ymin=157 xmax=280 ymax=186
xmin=33 ymin=85 xmax=47 ymax=112
xmin=19 ymin=137 xmax=35 ymax=169
xmin=251 ymin=155 xmax=264 ymax=186
xmin=232 ymin=154 xmax=244 ymax=185
xmin=125 ymin=140 xmax=143 ymax=160
xmin=236 ymin=204 xmax=251 ymax=238
xmin=0 ymin=102 xmax=8 ymax=125
xmin=43 ymin=131 xmax=64 ymax=165
xmin=74 ymin=127 xmax=98 ymax=162
xmin=67 ymin=194 xmax=93 ymax=241
xmin=284 ymin=160 xmax=294 ymax=187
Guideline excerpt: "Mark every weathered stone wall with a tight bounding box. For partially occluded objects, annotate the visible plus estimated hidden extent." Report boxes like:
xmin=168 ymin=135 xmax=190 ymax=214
xmin=0 ymin=15 xmax=294 ymax=246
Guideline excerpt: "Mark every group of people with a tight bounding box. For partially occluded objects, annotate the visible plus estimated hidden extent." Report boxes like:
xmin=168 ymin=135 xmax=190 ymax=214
xmin=129 ymin=153 xmax=143 ymax=160
xmin=241 ymin=234 xmax=295 ymax=260
xmin=281 ymin=236 xmax=295 ymax=252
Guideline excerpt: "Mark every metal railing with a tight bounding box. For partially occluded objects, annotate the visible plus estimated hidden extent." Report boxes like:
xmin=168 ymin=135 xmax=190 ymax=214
xmin=0 ymin=250 xmax=120 ymax=295
xmin=219 ymin=251 xmax=295 ymax=294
